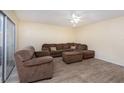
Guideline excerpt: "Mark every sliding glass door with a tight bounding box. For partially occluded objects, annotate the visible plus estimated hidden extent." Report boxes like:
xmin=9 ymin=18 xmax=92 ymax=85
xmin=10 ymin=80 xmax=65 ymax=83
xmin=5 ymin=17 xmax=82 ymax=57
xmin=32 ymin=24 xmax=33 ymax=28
xmin=0 ymin=12 xmax=4 ymax=82
xmin=0 ymin=11 xmax=15 ymax=82
xmin=4 ymin=16 xmax=15 ymax=81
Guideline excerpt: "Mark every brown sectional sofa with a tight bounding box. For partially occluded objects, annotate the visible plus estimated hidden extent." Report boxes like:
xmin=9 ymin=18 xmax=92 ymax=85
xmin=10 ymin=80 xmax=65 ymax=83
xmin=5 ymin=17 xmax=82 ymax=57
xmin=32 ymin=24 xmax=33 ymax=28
xmin=42 ymin=43 xmax=88 ymax=57
xmin=82 ymin=50 xmax=95 ymax=59
xmin=14 ymin=43 xmax=95 ymax=82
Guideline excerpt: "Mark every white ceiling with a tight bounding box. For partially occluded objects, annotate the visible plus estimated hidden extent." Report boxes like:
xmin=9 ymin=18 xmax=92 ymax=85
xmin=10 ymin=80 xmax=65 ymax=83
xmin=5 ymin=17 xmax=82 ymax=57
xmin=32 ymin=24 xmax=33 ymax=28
xmin=15 ymin=10 xmax=124 ymax=27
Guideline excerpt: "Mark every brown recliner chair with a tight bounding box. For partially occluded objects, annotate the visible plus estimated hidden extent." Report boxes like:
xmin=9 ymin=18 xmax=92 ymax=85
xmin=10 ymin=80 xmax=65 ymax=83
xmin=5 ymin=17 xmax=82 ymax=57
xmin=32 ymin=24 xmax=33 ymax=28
xmin=14 ymin=46 xmax=54 ymax=83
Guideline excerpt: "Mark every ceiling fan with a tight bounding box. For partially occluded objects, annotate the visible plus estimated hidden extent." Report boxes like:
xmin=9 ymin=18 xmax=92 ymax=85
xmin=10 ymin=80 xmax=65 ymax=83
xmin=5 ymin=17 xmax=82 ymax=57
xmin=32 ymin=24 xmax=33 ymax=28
xmin=68 ymin=12 xmax=81 ymax=27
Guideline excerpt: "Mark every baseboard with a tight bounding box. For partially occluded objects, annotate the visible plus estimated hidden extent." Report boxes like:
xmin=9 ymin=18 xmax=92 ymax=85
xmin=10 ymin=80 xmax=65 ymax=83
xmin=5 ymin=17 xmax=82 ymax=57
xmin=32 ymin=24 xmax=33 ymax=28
xmin=95 ymin=56 xmax=124 ymax=67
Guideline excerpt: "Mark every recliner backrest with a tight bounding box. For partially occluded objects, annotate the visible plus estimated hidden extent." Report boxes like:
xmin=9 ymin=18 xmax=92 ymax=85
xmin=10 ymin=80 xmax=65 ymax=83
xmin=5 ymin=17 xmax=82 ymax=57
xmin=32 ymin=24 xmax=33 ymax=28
xmin=15 ymin=46 xmax=35 ymax=62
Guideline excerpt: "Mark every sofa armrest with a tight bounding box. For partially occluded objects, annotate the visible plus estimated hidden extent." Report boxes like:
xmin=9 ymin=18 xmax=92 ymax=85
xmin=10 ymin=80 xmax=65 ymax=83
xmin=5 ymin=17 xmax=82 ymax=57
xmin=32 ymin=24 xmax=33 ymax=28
xmin=23 ymin=56 xmax=53 ymax=67
xmin=35 ymin=50 xmax=50 ymax=57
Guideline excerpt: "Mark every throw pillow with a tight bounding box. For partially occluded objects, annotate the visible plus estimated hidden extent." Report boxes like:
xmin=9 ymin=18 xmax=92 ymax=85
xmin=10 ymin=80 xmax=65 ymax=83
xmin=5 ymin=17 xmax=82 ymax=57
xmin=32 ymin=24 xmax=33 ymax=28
xmin=50 ymin=47 xmax=56 ymax=51
xmin=70 ymin=45 xmax=76 ymax=49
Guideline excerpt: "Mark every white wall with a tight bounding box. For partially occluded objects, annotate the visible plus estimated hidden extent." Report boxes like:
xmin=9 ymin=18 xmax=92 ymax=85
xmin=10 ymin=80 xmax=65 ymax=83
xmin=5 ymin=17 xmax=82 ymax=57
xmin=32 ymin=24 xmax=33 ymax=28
xmin=76 ymin=16 xmax=124 ymax=66
xmin=18 ymin=21 xmax=75 ymax=51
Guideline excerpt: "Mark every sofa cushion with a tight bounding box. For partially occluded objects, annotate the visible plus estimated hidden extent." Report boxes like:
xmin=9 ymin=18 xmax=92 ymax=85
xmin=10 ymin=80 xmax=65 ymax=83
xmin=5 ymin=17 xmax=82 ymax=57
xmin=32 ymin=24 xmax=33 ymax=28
xmin=68 ymin=43 xmax=76 ymax=46
xmin=23 ymin=56 xmax=53 ymax=67
xmin=42 ymin=44 xmax=56 ymax=51
xmin=76 ymin=44 xmax=87 ymax=50
xmin=63 ymin=49 xmax=73 ymax=52
xmin=35 ymin=50 xmax=50 ymax=57
xmin=56 ymin=44 xmax=63 ymax=50
xmin=63 ymin=44 xmax=70 ymax=49
xmin=42 ymin=44 xmax=50 ymax=51
xmin=50 ymin=50 xmax=63 ymax=55
xmin=63 ymin=51 xmax=83 ymax=56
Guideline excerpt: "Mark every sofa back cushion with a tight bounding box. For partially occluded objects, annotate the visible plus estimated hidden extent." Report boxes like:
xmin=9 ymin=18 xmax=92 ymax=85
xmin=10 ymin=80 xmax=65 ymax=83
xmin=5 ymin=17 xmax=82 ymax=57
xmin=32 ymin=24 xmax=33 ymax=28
xmin=63 ymin=44 xmax=70 ymax=49
xmin=76 ymin=44 xmax=88 ymax=50
xmin=56 ymin=44 xmax=63 ymax=50
xmin=15 ymin=46 xmax=35 ymax=62
xmin=42 ymin=44 xmax=56 ymax=51
xmin=68 ymin=43 xmax=75 ymax=46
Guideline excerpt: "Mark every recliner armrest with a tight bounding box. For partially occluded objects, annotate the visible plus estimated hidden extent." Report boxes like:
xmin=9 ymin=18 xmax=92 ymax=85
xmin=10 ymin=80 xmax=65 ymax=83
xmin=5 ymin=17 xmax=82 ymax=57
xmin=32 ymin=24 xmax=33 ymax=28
xmin=23 ymin=56 xmax=53 ymax=67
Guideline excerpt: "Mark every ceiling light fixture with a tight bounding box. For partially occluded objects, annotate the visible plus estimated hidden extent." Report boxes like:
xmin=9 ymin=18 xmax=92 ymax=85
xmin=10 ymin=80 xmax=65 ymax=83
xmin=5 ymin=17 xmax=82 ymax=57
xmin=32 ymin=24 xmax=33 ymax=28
xmin=69 ymin=13 xmax=81 ymax=27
